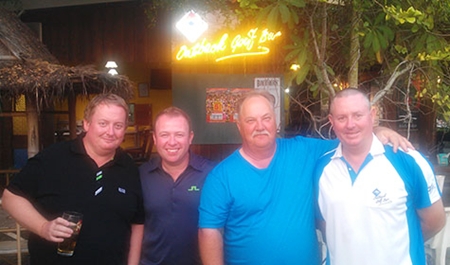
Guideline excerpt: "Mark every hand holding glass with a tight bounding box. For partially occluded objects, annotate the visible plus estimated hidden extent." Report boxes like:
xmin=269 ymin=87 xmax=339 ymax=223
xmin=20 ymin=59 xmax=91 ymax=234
xmin=57 ymin=211 xmax=83 ymax=256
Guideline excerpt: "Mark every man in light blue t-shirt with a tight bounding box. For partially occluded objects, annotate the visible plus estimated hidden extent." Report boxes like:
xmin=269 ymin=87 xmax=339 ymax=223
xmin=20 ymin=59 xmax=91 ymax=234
xmin=198 ymin=90 xmax=414 ymax=265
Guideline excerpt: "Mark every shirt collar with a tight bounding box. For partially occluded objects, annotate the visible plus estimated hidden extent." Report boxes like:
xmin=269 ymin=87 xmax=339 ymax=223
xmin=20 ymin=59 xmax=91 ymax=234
xmin=69 ymin=133 xmax=128 ymax=167
xmin=147 ymin=151 xmax=203 ymax=172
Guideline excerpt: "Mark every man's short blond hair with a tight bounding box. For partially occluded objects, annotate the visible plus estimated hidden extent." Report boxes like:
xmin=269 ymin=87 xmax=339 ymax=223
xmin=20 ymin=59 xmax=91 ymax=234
xmin=235 ymin=90 xmax=275 ymax=119
xmin=154 ymin=106 xmax=193 ymax=132
xmin=84 ymin=93 xmax=129 ymax=123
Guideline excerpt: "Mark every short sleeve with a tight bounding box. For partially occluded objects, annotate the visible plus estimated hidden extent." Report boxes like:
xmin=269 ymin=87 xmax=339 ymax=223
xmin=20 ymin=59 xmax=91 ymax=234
xmin=198 ymin=169 xmax=231 ymax=229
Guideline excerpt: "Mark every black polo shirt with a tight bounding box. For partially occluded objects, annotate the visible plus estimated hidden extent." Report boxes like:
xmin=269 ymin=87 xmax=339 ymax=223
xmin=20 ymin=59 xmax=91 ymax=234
xmin=7 ymin=136 xmax=144 ymax=265
xmin=139 ymin=152 xmax=216 ymax=265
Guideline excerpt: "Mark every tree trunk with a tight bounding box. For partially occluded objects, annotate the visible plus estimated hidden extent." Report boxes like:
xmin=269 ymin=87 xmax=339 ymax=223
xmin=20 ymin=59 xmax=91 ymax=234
xmin=348 ymin=2 xmax=360 ymax=88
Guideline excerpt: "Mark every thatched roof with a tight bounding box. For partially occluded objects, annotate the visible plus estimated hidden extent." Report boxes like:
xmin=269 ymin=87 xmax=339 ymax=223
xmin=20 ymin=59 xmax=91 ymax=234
xmin=0 ymin=8 xmax=134 ymax=107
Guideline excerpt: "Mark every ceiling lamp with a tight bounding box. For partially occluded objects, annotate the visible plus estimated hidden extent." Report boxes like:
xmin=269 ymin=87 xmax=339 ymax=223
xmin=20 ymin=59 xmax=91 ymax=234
xmin=105 ymin=61 xmax=118 ymax=68
xmin=108 ymin=69 xmax=118 ymax=76
xmin=105 ymin=61 xmax=118 ymax=75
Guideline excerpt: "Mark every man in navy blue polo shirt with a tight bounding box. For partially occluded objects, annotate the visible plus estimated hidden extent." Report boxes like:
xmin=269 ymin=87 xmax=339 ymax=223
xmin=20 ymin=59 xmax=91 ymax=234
xmin=139 ymin=107 xmax=216 ymax=265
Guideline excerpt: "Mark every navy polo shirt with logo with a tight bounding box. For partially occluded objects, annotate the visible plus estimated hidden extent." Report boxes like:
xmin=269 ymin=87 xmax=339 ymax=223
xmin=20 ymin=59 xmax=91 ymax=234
xmin=139 ymin=152 xmax=216 ymax=265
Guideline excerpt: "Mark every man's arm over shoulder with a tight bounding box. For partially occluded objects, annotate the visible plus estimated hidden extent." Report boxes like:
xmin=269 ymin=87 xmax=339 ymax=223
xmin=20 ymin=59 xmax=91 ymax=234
xmin=199 ymin=228 xmax=224 ymax=265
xmin=373 ymin=126 xmax=414 ymax=152
xmin=417 ymin=199 xmax=446 ymax=241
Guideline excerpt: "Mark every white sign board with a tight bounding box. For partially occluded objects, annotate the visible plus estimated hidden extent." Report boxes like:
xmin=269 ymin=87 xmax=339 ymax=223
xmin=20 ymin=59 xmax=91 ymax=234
xmin=254 ymin=77 xmax=281 ymax=131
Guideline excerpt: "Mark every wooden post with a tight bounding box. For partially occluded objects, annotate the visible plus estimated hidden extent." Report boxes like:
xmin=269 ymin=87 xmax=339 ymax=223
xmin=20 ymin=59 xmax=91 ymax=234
xmin=16 ymin=222 xmax=22 ymax=265
xmin=25 ymin=95 xmax=39 ymax=158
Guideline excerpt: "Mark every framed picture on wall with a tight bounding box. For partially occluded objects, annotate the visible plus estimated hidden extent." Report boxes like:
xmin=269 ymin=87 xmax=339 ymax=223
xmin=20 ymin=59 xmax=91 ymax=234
xmin=128 ymin=103 xmax=135 ymax=125
xmin=138 ymin=83 xmax=149 ymax=97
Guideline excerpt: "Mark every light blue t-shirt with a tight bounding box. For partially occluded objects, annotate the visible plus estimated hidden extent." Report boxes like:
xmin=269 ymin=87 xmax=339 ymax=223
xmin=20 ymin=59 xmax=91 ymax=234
xmin=199 ymin=136 xmax=337 ymax=265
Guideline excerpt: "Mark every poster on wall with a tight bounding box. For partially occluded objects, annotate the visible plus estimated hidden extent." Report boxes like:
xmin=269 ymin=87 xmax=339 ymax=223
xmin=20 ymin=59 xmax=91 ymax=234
xmin=254 ymin=77 xmax=281 ymax=130
xmin=206 ymin=88 xmax=252 ymax=123
xmin=206 ymin=88 xmax=228 ymax=123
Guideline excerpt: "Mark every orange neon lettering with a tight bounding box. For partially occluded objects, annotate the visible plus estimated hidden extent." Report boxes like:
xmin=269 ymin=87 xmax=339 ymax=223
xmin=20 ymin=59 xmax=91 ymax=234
xmin=230 ymin=28 xmax=258 ymax=52
xmin=176 ymin=34 xmax=228 ymax=60
xmin=259 ymin=29 xmax=282 ymax=43
xmin=175 ymin=28 xmax=282 ymax=62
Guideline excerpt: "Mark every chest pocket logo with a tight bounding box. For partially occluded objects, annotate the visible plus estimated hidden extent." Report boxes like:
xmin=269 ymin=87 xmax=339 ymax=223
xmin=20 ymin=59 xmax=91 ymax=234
xmin=372 ymin=188 xmax=392 ymax=205
xmin=188 ymin=186 xmax=200 ymax=192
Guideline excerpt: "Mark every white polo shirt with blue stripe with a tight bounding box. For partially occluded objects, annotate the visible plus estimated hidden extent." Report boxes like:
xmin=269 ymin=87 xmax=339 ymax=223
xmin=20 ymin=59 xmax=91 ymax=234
xmin=315 ymin=135 xmax=441 ymax=265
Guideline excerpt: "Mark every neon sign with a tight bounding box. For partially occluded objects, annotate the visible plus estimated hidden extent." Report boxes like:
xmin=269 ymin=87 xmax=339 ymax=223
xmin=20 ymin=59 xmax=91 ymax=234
xmin=175 ymin=28 xmax=282 ymax=62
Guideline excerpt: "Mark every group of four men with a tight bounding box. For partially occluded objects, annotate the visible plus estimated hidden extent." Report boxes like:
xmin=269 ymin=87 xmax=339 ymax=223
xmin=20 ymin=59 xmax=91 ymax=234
xmin=2 ymin=89 xmax=445 ymax=265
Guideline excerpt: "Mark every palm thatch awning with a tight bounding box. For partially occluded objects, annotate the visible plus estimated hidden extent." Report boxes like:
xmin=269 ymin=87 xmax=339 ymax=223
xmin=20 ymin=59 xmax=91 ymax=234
xmin=0 ymin=59 xmax=135 ymax=106
xmin=0 ymin=7 xmax=134 ymax=109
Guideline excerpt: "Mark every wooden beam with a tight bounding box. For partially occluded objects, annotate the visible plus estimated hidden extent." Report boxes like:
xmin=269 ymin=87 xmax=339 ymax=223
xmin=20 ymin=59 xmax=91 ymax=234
xmin=68 ymin=93 xmax=77 ymax=139
xmin=0 ymin=111 xmax=69 ymax=117
xmin=0 ymin=112 xmax=26 ymax=117
xmin=25 ymin=96 xmax=39 ymax=158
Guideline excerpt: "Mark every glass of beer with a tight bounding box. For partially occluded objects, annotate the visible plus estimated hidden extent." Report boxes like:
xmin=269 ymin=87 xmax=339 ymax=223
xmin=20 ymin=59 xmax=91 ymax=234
xmin=57 ymin=211 xmax=83 ymax=256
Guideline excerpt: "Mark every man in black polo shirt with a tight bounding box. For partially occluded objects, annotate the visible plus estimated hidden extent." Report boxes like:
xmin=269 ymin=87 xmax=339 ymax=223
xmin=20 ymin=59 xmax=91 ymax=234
xmin=2 ymin=93 xmax=144 ymax=265
xmin=139 ymin=107 xmax=216 ymax=265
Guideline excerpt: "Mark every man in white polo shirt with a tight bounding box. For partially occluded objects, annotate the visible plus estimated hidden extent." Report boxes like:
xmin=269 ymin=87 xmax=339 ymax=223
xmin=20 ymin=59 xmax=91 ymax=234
xmin=315 ymin=88 xmax=446 ymax=265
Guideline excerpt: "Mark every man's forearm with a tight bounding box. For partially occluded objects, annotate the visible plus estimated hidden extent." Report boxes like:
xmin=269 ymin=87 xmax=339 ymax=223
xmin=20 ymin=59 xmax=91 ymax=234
xmin=2 ymin=189 xmax=48 ymax=237
xmin=128 ymin=224 xmax=144 ymax=265
xmin=199 ymin=228 xmax=224 ymax=265
xmin=419 ymin=199 xmax=446 ymax=241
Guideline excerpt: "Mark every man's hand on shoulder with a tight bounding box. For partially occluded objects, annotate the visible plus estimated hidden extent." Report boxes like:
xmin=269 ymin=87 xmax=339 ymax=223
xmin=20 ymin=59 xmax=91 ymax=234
xmin=373 ymin=126 xmax=415 ymax=152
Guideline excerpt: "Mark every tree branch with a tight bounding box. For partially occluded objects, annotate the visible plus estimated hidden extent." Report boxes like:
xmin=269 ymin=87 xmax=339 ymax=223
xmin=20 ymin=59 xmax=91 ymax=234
xmin=372 ymin=61 xmax=415 ymax=105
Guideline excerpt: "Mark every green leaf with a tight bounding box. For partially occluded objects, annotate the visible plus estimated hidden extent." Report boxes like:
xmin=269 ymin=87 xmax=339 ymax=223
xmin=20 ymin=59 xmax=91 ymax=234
xmin=314 ymin=65 xmax=323 ymax=83
xmin=278 ymin=3 xmax=291 ymax=24
xmin=291 ymin=8 xmax=299 ymax=24
xmin=325 ymin=64 xmax=335 ymax=77
xmin=394 ymin=45 xmax=408 ymax=54
xmin=376 ymin=31 xmax=388 ymax=50
xmin=296 ymin=63 xmax=310 ymax=84
xmin=267 ymin=4 xmax=279 ymax=28
xmin=379 ymin=25 xmax=394 ymax=41
xmin=287 ymin=0 xmax=306 ymax=8
xmin=290 ymin=34 xmax=302 ymax=44
xmin=363 ymin=31 xmax=373 ymax=49
xmin=405 ymin=17 xmax=416 ymax=23
xmin=297 ymin=50 xmax=307 ymax=66
xmin=259 ymin=5 xmax=272 ymax=19
xmin=285 ymin=48 xmax=300 ymax=62
xmin=310 ymin=83 xmax=319 ymax=92
xmin=312 ymin=88 xmax=320 ymax=98
xmin=372 ymin=34 xmax=381 ymax=52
